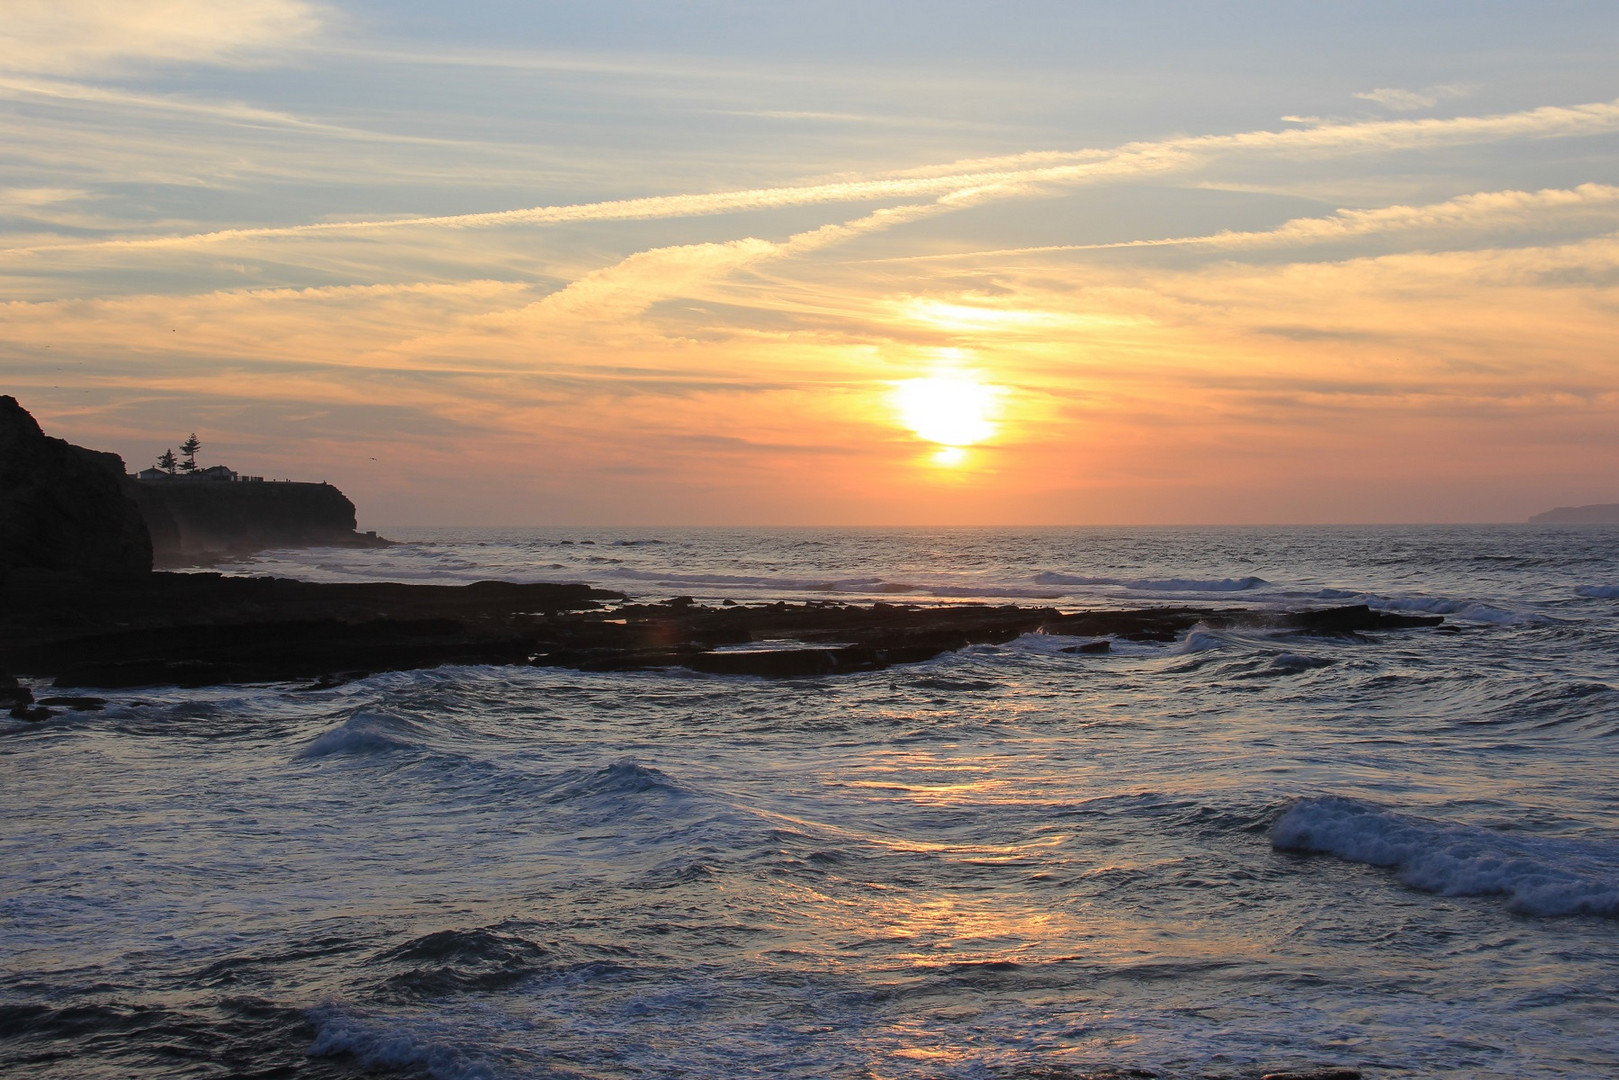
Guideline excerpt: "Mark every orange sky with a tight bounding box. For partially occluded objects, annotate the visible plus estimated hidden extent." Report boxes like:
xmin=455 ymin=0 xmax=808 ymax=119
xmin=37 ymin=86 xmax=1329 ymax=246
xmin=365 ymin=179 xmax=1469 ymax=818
xmin=4 ymin=3 xmax=1619 ymax=524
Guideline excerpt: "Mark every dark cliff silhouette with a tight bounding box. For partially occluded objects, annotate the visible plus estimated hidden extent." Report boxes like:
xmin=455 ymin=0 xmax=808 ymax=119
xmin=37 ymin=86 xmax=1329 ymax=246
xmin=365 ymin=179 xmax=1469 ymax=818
xmin=0 ymin=395 xmax=152 ymax=576
xmin=129 ymin=477 xmax=381 ymax=566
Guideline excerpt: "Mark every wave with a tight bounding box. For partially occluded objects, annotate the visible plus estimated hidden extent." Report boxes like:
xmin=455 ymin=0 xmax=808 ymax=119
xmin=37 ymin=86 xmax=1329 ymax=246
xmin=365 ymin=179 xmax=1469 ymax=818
xmin=1032 ymin=572 xmax=1113 ymax=586
xmin=605 ymin=567 xmax=1064 ymax=599
xmin=296 ymin=712 xmax=428 ymax=759
xmin=1272 ymin=796 xmax=1619 ymax=917
xmin=369 ymin=927 xmax=552 ymax=999
xmin=307 ymin=1005 xmax=497 ymax=1080
xmin=1172 ymin=629 xmax=1225 ymax=654
xmin=1356 ymin=593 xmax=1548 ymax=626
xmin=1576 ymin=584 xmax=1619 ymax=598
xmin=1034 ymin=572 xmax=1269 ymax=592
xmin=546 ymin=759 xmax=687 ymax=801
xmin=1129 ymin=576 xmax=1269 ymax=592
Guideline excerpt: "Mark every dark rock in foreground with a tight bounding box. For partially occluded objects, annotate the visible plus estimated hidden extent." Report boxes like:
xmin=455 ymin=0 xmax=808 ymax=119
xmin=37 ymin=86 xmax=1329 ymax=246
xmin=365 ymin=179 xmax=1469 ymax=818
xmin=0 ymin=395 xmax=152 ymax=576
xmin=2 ymin=572 xmax=619 ymax=688
xmin=0 ymin=565 xmax=1448 ymax=690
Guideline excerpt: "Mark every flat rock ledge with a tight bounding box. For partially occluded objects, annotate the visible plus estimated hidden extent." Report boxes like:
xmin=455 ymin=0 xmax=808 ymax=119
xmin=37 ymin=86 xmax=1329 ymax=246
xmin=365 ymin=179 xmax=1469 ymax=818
xmin=0 ymin=570 xmax=1443 ymax=692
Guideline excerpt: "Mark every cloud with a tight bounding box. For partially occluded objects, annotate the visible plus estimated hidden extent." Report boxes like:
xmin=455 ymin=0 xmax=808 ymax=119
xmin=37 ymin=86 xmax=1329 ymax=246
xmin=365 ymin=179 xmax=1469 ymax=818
xmin=1353 ymin=84 xmax=1475 ymax=111
xmin=890 ymin=184 xmax=1619 ymax=261
xmin=9 ymin=94 xmax=1619 ymax=261
xmin=1 ymin=0 xmax=321 ymax=76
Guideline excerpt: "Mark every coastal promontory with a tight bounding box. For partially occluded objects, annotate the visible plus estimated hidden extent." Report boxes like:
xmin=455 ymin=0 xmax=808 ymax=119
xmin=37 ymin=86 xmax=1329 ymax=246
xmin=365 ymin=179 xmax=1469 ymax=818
xmin=1530 ymin=503 xmax=1619 ymax=524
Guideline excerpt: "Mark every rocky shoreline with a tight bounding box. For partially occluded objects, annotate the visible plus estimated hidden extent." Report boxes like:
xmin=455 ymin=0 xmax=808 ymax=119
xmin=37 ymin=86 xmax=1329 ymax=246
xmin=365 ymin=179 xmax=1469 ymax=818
xmin=1 ymin=566 xmax=1444 ymax=715
xmin=0 ymin=395 xmax=1445 ymax=715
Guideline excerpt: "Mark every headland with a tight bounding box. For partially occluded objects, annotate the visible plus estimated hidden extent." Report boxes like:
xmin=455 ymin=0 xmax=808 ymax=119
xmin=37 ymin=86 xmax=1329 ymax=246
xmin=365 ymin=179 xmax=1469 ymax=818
xmin=1530 ymin=503 xmax=1619 ymax=524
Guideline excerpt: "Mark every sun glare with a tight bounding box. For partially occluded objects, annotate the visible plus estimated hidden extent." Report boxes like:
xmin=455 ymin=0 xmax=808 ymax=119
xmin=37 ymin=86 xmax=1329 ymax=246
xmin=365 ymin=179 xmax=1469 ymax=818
xmin=892 ymin=372 xmax=1002 ymax=453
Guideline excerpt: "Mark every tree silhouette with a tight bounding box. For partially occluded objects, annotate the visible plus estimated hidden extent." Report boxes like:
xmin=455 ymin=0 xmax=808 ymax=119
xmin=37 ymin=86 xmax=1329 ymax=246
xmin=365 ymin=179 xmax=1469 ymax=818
xmin=179 ymin=434 xmax=201 ymax=473
xmin=157 ymin=449 xmax=177 ymax=474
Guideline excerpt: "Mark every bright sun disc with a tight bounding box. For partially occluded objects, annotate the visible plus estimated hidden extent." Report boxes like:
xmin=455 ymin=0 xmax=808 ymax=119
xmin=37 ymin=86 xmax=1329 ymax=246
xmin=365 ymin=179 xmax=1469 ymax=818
xmin=893 ymin=374 xmax=999 ymax=447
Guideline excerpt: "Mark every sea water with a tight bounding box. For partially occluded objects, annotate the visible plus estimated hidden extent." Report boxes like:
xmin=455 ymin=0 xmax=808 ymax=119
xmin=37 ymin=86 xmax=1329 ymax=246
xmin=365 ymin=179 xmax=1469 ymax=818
xmin=3 ymin=526 xmax=1617 ymax=1079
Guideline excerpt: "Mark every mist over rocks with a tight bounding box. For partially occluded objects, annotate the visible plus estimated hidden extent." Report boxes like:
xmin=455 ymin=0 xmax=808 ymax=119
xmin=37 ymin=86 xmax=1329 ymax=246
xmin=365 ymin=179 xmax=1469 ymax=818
xmin=130 ymin=475 xmax=384 ymax=566
xmin=0 ymin=395 xmax=152 ymax=577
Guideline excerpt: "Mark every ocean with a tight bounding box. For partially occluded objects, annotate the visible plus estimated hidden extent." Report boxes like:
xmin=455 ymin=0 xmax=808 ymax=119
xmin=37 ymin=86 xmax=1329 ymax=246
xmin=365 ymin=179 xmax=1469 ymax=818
xmin=4 ymin=525 xmax=1617 ymax=1079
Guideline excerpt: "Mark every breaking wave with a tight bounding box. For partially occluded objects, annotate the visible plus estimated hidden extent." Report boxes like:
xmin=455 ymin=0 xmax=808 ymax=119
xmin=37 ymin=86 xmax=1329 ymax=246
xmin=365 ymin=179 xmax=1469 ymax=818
xmin=296 ymin=712 xmax=427 ymax=759
xmin=1272 ymin=796 xmax=1619 ymax=917
xmin=1034 ymin=572 xmax=1269 ymax=592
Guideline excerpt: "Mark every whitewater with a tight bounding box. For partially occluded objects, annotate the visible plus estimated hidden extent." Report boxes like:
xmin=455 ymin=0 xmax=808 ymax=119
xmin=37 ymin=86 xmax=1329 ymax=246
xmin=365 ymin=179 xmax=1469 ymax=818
xmin=3 ymin=525 xmax=1617 ymax=1079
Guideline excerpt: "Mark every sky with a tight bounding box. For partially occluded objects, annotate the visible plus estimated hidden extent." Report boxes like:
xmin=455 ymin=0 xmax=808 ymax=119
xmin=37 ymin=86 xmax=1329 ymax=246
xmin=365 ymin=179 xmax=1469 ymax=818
xmin=4 ymin=1 xmax=1619 ymax=526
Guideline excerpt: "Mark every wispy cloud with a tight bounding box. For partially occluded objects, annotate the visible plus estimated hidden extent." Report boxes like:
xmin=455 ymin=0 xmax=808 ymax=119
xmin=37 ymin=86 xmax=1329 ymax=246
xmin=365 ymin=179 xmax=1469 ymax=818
xmin=1353 ymin=84 xmax=1476 ymax=111
xmin=8 ymin=95 xmax=1619 ymax=261
xmin=1 ymin=0 xmax=321 ymax=76
xmin=876 ymin=184 xmax=1619 ymax=261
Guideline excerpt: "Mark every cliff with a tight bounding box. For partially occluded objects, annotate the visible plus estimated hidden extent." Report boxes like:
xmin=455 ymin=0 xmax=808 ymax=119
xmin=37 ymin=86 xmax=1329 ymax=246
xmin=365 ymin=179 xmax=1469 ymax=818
xmin=128 ymin=478 xmax=383 ymax=565
xmin=0 ymin=396 xmax=152 ymax=577
xmin=1529 ymin=503 xmax=1619 ymax=524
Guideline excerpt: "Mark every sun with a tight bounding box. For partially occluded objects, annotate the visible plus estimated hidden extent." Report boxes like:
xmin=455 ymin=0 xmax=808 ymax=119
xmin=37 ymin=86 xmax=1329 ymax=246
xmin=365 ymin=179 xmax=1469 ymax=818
xmin=892 ymin=372 xmax=1002 ymax=449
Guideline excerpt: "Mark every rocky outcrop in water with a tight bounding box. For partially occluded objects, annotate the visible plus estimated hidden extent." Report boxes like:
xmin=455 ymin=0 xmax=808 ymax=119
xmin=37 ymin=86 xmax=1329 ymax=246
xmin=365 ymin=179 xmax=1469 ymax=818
xmin=0 ymin=564 xmax=1446 ymax=690
xmin=0 ymin=396 xmax=152 ymax=577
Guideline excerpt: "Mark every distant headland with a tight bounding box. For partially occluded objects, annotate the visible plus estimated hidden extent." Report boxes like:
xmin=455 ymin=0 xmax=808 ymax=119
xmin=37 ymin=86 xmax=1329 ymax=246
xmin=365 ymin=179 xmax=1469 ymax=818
xmin=0 ymin=395 xmax=386 ymax=570
xmin=1529 ymin=503 xmax=1619 ymax=524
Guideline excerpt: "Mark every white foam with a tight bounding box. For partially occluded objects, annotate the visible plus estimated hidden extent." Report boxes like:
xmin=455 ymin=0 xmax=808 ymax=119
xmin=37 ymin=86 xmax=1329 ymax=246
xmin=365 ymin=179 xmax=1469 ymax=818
xmin=307 ymin=1006 xmax=496 ymax=1080
xmin=1173 ymin=629 xmax=1225 ymax=654
xmin=1124 ymin=576 xmax=1269 ymax=592
xmin=1032 ymin=572 xmax=1269 ymax=593
xmin=1272 ymin=796 xmax=1619 ymax=917
xmin=296 ymin=712 xmax=423 ymax=759
xmin=1032 ymin=571 xmax=1116 ymax=586
xmin=1361 ymin=593 xmax=1547 ymax=626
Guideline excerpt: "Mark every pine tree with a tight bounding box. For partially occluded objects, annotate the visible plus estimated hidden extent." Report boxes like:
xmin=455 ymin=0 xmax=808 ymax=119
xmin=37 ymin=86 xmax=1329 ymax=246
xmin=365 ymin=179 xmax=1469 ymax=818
xmin=179 ymin=434 xmax=201 ymax=473
xmin=157 ymin=449 xmax=177 ymax=474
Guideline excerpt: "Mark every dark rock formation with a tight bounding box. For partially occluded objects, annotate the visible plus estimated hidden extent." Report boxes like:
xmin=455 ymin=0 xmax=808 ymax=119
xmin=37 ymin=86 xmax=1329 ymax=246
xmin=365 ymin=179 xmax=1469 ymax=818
xmin=1530 ymin=503 xmax=1619 ymax=524
xmin=0 ymin=396 xmax=152 ymax=577
xmin=1280 ymin=604 xmax=1442 ymax=634
xmin=0 ymin=567 xmax=1451 ymax=691
xmin=2 ymin=574 xmax=620 ymax=688
xmin=128 ymin=478 xmax=386 ymax=565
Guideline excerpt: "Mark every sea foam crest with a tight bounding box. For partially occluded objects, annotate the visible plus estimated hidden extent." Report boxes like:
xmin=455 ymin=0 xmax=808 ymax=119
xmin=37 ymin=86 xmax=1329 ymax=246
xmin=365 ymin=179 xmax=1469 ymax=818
xmin=1363 ymin=594 xmax=1546 ymax=626
xmin=1272 ymin=796 xmax=1619 ymax=917
xmin=297 ymin=712 xmax=425 ymax=759
xmin=1173 ymin=629 xmax=1225 ymax=654
xmin=1033 ymin=572 xmax=1269 ymax=592
xmin=1127 ymin=576 xmax=1269 ymax=592
xmin=307 ymin=1006 xmax=496 ymax=1080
